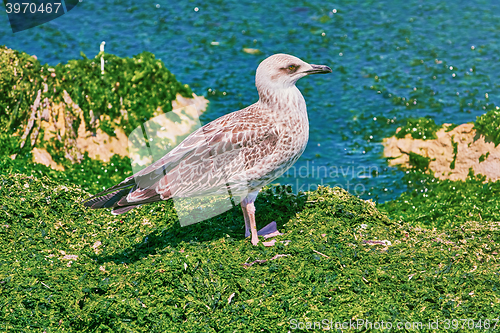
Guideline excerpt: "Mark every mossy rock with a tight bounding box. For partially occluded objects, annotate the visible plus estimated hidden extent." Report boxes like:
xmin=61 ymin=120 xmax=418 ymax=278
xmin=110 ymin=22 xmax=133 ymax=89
xmin=0 ymin=45 xmax=193 ymax=137
xmin=0 ymin=46 xmax=207 ymax=196
xmin=0 ymin=45 xmax=197 ymax=173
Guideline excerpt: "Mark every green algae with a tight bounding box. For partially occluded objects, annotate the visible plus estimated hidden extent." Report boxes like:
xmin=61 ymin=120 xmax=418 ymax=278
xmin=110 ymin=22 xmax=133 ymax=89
xmin=479 ymin=152 xmax=490 ymax=163
xmin=395 ymin=117 xmax=443 ymax=140
xmin=474 ymin=109 xmax=500 ymax=147
xmin=408 ymin=152 xmax=432 ymax=172
xmin=450 ymin=135 xmax=459 ymax=170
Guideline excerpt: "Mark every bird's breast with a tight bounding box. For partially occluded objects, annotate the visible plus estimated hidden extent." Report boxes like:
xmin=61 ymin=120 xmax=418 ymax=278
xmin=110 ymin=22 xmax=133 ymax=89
xmin=261 ymin=91 xmax=309 ymax=172
xmin=274 ymin=90 xmax=309 ymax=154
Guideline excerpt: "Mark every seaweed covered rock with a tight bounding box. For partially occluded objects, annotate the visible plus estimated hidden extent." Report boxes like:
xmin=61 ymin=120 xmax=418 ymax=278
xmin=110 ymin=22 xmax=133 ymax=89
xmin=379 ymin=171 xmax=500 ymax=229
xmin=0 ymin=45 xmax=208 ymax=170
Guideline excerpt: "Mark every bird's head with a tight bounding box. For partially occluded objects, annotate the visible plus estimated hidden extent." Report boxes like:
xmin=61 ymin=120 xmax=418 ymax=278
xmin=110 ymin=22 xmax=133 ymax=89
xmin=255 ymin=53 xmax=332 ymax=93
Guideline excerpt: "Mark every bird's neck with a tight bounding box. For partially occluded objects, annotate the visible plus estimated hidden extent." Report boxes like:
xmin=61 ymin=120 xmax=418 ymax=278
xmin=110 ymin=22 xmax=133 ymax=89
xmin=258 ymin=85 xmax=307 ymax=115
xmin=257 ymin=85 xmax=308 ymax=133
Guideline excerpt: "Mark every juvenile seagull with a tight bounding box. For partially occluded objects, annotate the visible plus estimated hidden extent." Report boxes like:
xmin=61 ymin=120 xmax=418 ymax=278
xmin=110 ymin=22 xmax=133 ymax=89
xmin=84 ymin=54 xmax=331 ymax=245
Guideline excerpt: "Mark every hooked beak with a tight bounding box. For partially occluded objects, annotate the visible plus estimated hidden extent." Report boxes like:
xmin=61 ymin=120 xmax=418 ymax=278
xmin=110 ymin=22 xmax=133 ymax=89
xmin=302 ymin=64 xmax=332 ymax=75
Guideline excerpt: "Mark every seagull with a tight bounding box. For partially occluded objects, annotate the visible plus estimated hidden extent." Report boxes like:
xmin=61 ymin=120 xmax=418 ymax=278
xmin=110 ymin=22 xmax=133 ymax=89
xmin=84 ymin=54 xmax=331 ymax=245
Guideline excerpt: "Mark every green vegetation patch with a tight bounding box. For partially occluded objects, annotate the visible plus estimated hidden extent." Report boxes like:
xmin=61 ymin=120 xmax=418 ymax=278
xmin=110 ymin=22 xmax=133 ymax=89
xmin=450 ymin=135 xmax=459 ymax=170
xmin=479 ymin=152 xmax=490 ymax=163
xmin=379 ymin=170 xmax=500 ymax=229
xmin=395 ymin=117 xmax=443 ymax=140
xmin=474 ymin=109 xmax=500 ymax=147
xmin=408 ymin=152 xmax=432 ymax=172
xmin=1 ymin=174 xmax=500 ymax=332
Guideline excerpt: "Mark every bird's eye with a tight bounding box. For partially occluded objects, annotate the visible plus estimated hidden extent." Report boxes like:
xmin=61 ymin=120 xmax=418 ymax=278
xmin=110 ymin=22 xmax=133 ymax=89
xmin=288 ymin=65 xmax=296 ymax=71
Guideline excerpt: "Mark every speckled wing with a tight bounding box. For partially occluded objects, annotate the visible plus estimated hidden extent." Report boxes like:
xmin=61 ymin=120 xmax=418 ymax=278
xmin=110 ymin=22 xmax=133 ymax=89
xmin=84 ymin=104 xmax=280 ymax=211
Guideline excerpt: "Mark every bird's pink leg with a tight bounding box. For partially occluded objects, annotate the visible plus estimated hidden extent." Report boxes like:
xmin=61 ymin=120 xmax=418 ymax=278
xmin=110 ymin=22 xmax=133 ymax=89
xmin=247 ymin=202 xmax=260 ymax=246
xmin=241 ymin=192 xmax=282 ymax=246
xmin=241 ymin=200 xmax=259 ymax=245
xmin=241 ymin=202 xmax=251 ymax=238
xmin=241 ymin=193 xmax=260 ymax=245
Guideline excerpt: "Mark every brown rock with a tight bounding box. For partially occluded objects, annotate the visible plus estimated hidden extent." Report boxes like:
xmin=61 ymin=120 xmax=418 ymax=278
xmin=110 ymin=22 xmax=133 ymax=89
xmin=383 ymin=123 xmax=500 ymax=181
xmin=32 ymin=148 xmax=64 ymax=171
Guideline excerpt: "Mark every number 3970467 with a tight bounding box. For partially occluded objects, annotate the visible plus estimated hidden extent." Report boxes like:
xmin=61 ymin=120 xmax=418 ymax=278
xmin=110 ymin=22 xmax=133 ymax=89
xmin=5 ymin=2 xmax=62 ymax=14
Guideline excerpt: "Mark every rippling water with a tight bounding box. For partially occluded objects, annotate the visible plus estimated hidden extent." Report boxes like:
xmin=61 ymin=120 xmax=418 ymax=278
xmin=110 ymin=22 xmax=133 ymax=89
xmin=1 ymin=0 xmax=500 ymax=201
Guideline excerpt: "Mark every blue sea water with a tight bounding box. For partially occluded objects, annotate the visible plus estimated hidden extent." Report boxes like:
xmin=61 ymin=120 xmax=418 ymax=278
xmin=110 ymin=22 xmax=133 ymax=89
xmin=1 ymin=0 xmax=500 ymax=202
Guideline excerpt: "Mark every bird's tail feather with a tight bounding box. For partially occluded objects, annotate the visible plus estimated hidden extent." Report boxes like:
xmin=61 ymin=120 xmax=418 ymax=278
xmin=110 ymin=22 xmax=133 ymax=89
xmin=84 ymin=187 xmax=141 ymax=215
xmin=83 ymin=179 xmax=164 ymax=215
xmin=83 ymin=176 xmax=136 ymax=205
xmin=83 ymin=188 xmax=132 ymax=209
